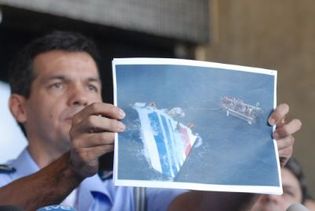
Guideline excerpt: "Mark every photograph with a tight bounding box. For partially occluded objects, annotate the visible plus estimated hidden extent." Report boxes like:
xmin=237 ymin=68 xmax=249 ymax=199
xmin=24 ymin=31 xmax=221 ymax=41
xmin=112 ymin=58 xmax=281 ymax=194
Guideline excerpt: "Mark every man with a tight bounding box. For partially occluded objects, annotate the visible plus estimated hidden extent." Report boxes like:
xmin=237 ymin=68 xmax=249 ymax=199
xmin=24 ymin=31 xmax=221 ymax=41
xmin=251 ymin=158 xmax=310 ymax=211
xmin=0 ymin=31 xmax=302 ymax=211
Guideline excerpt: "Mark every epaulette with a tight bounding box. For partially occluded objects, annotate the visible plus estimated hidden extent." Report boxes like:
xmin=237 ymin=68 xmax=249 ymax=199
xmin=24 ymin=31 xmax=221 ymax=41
xmin=0 ymin=164 xmax=16 ymax=173
xmin=98 ymin=170 xmax=113 ymax=181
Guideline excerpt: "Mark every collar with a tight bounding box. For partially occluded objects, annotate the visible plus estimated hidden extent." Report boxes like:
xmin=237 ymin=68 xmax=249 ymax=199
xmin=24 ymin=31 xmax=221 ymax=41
xmin=78 ymin=173 xmax=114 ymax=209
xmin=9 ymin=149 xmax=39 ymax=179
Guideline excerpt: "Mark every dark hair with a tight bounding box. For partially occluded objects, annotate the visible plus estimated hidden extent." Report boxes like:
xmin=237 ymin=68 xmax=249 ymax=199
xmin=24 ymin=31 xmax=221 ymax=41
xmin=285 ymin=157 xmax=312 ymax=203
xmin=8 ymin=31 xmax=101 ymax=97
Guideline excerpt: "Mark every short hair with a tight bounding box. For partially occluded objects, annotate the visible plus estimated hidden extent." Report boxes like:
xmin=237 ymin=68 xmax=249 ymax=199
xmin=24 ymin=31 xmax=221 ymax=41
xmin=284 ymin=157 xmax=311 ymax=203
xmin=8 ymin=31 xmax=101 ymax=97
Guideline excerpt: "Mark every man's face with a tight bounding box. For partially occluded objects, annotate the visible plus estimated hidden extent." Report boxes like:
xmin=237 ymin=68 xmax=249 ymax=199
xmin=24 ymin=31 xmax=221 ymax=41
xmin=250 ymin=168 xmax=303 ymax=211
xmin=22 ymin=50 xmax=102 ymax=154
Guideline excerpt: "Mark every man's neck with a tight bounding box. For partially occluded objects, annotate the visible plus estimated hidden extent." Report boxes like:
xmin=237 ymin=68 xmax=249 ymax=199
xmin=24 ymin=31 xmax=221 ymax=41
xmin=27 ymin=142 xmax=67 ymax=168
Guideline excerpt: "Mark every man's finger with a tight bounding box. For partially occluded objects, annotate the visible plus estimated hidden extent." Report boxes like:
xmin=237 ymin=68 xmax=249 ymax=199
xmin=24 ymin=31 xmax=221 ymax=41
xmin=276 ymin=135 xmax=295 ymax=150
xmin=273 ymin=119 xmax=302 ymax=139
xmin=72 ymin=102 xmax=126 ymax=125
xmin=268 ymin=103 xmax=289 ymax=125
xmin=72 ymin=132 xmax=115 ymax=148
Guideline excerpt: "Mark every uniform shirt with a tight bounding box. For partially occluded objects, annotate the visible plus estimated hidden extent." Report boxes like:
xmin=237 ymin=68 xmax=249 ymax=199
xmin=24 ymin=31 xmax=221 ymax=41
xmin=0 ymin=149 xmax=186 ymax=211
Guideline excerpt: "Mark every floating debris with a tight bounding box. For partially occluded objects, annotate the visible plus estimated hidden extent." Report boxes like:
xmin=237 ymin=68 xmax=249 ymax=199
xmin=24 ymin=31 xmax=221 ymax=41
xmin=132 ymin=102 xmax=199 ymax=179
xmin=220 ymin=96 xmax=262 ymax=125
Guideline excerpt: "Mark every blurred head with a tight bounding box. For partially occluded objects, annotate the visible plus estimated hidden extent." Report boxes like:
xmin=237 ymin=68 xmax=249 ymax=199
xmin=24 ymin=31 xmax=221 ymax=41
xmin=251 ymin=158 xmax=309 ymax=211
xmin=8 ymin=31 xmax=103 ymax=163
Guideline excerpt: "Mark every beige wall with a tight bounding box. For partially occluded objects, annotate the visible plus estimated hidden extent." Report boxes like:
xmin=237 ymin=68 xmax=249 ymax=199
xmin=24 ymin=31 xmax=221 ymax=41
xmin=202 ymin=0 xmax=315 ymax=194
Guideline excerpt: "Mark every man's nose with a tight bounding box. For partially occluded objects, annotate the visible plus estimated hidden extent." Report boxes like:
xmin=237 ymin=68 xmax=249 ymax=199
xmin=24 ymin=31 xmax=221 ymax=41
xmin=68 ymin=85 xmax=89 ymax=106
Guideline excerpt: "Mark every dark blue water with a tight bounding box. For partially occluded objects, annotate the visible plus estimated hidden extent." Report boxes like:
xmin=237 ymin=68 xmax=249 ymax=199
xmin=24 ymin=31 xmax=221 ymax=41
xmin=116 ymin=64 xmax=279 ymax=187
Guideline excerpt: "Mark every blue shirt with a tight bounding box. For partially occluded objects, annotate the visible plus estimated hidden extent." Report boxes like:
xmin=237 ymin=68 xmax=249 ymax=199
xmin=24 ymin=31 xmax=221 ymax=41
xmin=0 ymin=149 xmax=186 ymax=211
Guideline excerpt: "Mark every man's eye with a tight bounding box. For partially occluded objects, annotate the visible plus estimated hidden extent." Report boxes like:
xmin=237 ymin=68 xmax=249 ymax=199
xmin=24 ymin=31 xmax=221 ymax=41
xmin=88 ymin=84 xmax=98 ymax=92
xmin=49 ymin=82 xmax=63 ymax=89
xmin=283 ymin=189 xmax=295 ymax=197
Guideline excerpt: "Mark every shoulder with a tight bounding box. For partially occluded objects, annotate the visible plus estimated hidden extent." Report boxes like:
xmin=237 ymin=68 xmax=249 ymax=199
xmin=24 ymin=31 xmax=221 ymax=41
xmin=98 ymin=170 xmax=113 ymax=181
xmin=0 ymin=164 xmax=16 ymax=187
xmin=0 ymin=164 xmax=16 ymax=174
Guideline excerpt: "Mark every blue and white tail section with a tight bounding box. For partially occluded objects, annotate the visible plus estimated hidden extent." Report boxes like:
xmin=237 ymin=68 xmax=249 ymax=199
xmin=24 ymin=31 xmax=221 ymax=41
xmin=133 ymin=103 xmax=198 ymax=179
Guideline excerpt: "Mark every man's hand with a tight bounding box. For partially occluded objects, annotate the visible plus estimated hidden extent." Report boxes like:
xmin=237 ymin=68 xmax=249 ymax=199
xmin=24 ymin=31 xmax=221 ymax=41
xmin=69 ymin=102 xmax=126 ymax=178
xmin=268 ymin=103 xmax=302 ymax=166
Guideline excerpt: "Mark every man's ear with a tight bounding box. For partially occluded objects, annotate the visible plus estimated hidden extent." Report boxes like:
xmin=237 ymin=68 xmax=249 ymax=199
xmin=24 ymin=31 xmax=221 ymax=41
xmin=9 ymin=94 xmax=27 ymax=123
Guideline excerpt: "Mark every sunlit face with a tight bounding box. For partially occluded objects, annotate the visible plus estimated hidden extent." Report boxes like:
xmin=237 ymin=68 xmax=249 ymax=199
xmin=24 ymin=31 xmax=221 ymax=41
xmin=251 ymin=168 xmax=303 ymax=211
xmin=21 ymin=50 xmax=102 ymax=154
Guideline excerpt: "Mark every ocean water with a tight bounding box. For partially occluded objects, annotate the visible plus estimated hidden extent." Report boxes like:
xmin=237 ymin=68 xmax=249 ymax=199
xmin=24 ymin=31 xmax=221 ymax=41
xmin=116 ymin=63 xmax=279 ymax=187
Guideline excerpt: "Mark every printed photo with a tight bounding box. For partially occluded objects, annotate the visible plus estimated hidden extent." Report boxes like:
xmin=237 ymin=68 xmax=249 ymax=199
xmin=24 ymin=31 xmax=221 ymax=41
xmin=112 ymin=58 xmax=281 ymax=194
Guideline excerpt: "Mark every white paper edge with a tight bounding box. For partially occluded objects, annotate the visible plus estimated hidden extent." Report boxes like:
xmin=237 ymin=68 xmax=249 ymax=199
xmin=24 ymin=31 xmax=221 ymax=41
xmin=115 ymin=179 xmax=282 ymax=195
xmin=112 ymin=57 xmax=281 ymax=195
xmin=112 ymin=58 xmax=277 ymax=75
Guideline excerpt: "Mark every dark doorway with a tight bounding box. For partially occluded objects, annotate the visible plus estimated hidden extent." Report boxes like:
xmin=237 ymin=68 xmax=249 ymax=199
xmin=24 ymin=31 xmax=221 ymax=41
xmin=0 ymin=6 xmax=195 ymax=102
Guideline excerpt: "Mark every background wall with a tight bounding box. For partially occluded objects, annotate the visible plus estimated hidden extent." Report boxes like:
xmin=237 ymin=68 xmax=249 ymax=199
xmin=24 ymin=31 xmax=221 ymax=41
xmin=202 ymin=0 xmax=315 ymax=194
xmin=0 ymin=0 xmax=208 ymax=43
xmin=0 ymin=0 xmax=313 ymax=195
xmin=0 ymin=81 xmax=27 ymax=163
xmin=0 ymin=1 xmax=204 ymax=166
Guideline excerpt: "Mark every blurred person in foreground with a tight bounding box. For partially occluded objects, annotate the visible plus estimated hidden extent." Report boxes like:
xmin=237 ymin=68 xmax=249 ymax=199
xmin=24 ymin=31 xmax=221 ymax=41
xmin=0 ymin=31 xmax=302 ymax=211
xmin=305 ymin=198 xmax=315 ymax=211
xmin=251 ymin=158 xmax=314 ymax=211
